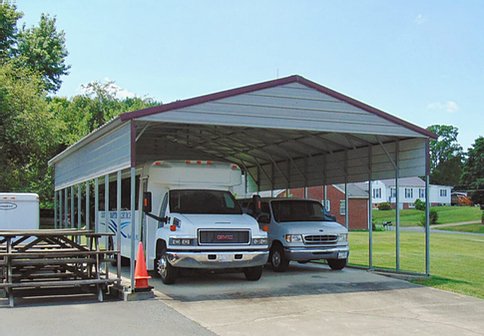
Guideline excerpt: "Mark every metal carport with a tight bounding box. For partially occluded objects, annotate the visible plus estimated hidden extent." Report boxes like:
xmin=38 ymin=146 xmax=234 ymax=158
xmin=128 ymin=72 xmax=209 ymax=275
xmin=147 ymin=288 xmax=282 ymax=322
xmin=48 ymin=75 xmax=436 ymax=293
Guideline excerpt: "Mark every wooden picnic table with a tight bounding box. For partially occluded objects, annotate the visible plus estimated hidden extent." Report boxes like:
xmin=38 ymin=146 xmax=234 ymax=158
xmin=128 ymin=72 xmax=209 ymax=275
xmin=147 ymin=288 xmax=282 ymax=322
xmin=0 ymin=229 xmax=121 ymax=307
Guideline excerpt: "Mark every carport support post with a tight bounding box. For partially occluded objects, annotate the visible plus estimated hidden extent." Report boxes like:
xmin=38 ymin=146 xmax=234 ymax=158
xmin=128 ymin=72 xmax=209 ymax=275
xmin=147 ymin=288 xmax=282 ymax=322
xmin=54 ymin=190 xmax=57 ymax=229
xmin=94 ymin=178 xmax=99 ymax=233
xmin=77 ymin=184 xmax=81 ymax=231
xmin=344 ymin=182 xmax=349 ymax=229
xmin=130 ymin=167 xmax=136 ymax=291
xmin=104 ymin=175 xmax=110 ymax=248
xmin=64 ymin=188 xmax=68 ymax=227
xmin=425 ymin=175 xmax=430 ymax=275
xmin=59 ymin=189 xmax=63 ymax=229
xmin=116 ymin=171 xmax=122 ymax=285
xmin=86 ymin=181 xmax=90 ymax=230
xmin=395 ymin=141 xmax=400 ymax=271
xmin=368 ymin=146 xmax=373 ymax=270
xmin=70 ymin=186 xmax=74 ymax=229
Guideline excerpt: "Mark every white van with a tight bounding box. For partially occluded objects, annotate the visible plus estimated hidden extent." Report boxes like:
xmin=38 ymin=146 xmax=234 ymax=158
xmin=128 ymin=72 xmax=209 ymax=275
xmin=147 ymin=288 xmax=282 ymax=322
xmin=0 ymin=193 xmax=40 ymax=231
xmin=99 ymin=160 xmax=269 ymax=284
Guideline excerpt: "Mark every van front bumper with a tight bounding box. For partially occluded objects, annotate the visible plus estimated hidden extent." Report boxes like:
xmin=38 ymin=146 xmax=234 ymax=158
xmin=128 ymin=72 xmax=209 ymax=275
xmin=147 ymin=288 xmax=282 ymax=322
xmin=285 ymin=246 xmax=349 ymax=261
xmin=165 ymin=250 xmax=269 ymax=269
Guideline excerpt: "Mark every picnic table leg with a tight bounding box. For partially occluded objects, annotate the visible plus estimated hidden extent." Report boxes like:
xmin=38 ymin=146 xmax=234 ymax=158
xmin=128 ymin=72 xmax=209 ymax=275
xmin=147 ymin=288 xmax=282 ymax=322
xmin=6 ymin=238 xmax=14 ymax=307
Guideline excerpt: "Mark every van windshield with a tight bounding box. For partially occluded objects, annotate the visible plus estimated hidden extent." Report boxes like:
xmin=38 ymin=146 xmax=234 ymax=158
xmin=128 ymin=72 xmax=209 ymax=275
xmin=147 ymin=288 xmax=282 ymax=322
xmin=272 ymin=200 xmax=329 ymax=222
xmin=169 ymin=190 xmax=242 ymax=215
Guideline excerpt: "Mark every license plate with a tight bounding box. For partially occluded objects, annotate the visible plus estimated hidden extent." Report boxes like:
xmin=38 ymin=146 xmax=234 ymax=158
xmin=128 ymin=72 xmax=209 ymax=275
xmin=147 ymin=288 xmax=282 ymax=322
xmin=338 ymin=252 xmax=348 ymax=259
xmin=217 ymin=254 xmax=231 ymax=262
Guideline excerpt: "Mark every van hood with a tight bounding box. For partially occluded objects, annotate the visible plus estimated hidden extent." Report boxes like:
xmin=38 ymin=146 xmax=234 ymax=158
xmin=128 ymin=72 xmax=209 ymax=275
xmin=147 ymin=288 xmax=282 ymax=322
xmin=279 ymin=220 xmax=348 ymax=235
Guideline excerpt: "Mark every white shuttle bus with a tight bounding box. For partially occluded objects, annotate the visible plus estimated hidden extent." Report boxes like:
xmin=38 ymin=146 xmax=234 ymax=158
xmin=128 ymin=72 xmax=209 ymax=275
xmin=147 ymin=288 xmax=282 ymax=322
xmin=99 ymin=160 xmax=269 ymax=284
xmin=0 ymin=193 xmax=40 ymax=231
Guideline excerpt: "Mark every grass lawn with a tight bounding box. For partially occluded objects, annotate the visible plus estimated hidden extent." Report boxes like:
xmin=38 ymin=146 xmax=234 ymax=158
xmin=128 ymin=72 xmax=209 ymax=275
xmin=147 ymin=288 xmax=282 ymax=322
xmin=439 ymin=223 xmax=484 ymax=234
xmin=372 ymin=206 xmax=482 ymax=227
xmin=348 ymin=231 xmax=484 ymax=299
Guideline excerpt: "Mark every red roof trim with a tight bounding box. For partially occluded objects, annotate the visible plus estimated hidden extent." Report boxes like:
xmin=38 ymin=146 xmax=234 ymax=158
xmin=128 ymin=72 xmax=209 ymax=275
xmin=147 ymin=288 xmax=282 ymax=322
xmin=120 ymin=75 xmax=436 ymax=139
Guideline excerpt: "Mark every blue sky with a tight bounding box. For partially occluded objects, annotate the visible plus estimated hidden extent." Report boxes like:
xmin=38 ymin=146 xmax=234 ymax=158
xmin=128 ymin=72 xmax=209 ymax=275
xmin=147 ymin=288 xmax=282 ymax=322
xmin=17 ymin=1 xmax=483 ymax=150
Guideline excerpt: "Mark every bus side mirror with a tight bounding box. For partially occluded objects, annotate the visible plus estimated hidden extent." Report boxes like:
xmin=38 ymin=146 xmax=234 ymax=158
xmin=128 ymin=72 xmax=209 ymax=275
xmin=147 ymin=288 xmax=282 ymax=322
xmin=143 ymin=192 xmax=152 ymax=213
xmin=253 ymin=194 xmax=262 ymax=216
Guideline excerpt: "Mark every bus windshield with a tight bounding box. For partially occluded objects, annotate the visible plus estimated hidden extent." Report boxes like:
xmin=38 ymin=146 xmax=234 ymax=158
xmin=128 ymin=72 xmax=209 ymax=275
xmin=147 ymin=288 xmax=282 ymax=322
xmin=169 ymin=190 xmax=242 ymax=215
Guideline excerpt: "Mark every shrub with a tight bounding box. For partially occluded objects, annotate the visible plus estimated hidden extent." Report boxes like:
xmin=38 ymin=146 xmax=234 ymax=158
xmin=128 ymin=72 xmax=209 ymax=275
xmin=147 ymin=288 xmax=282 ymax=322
xmin=420 ymin=208 xmax=439 ymax=225
xmin=378 ymin=202 xmax=392 ymax=211
xmin=414 ymin=199 xmax=426 ymax=211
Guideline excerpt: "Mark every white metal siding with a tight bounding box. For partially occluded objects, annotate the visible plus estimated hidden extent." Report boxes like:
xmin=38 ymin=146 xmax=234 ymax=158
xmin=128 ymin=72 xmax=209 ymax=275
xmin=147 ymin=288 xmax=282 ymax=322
xmin=139 ymin=83 xmax=424 ymax=138
xmin=53 ymin=123 xmax=131 ymax=190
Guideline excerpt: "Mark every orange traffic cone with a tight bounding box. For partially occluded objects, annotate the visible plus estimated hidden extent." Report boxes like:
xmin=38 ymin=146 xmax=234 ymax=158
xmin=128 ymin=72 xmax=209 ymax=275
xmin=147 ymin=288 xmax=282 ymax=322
xmin=134 ymin=241 xmax=152 ymax=291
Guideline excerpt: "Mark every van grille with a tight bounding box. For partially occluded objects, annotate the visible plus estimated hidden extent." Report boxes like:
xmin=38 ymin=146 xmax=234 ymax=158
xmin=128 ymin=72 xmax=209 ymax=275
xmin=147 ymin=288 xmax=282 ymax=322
xmin=304 ymin=235 xmax=338 ymax=245
xmin=198 ymin=230 xmax=250 ymax=245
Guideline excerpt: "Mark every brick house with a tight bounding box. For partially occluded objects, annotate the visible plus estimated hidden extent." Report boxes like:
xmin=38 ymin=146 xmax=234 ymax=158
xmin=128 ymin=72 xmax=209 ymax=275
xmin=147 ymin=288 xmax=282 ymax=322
xmin=278 ymin=184 xmax=369 ymax=230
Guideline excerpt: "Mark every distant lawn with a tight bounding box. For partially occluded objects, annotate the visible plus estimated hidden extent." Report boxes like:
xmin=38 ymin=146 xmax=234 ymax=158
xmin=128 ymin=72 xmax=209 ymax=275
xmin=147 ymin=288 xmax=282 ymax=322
xmin=438 ymin=223 xmax=484 ymax=234
xmin=348 ymin=231 xmax=484 ymax=299
xmin=372 ymin=206 xmax=481 ymax=227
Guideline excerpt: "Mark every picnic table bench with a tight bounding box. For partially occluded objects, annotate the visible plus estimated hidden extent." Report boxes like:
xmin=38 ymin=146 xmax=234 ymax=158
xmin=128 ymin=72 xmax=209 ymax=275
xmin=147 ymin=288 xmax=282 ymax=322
xmin=0 ymin=229 xmax=121 ymax=307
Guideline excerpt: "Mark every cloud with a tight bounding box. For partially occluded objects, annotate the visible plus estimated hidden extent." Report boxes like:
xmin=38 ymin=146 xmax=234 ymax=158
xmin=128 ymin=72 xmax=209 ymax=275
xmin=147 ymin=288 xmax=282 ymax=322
xmin=427 ymin=101 xmax=459 ymax=113
xmin=415 ymin=14 xmax=426 ymax=25
xmin=78 ymin=78 xmax=136 ymax=100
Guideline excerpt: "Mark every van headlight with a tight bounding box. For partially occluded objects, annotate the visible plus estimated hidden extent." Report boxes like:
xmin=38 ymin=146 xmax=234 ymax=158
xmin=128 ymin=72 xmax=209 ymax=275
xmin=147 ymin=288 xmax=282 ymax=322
xmin=285 ymin=234 xmax=303 ymax=243
xmin=337 ymin=233 xmax=348 ymax=242
xmin=169 ymin=238 xmax=195 ymax=246
xmin=252 ymin=237 xmax=268 ymax=245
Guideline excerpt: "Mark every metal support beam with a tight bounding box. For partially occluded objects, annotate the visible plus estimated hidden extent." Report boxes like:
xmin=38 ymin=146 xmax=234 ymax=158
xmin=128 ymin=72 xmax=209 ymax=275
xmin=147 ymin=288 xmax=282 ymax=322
xmin=94 ymin=178 xmax=99 ymax=233
xmin=54 ymin=190 xmax=57 ymax=229
xmin=77 ymin=184 xmax=81 ymax=231
xmin=395 ymin=141 xmax=400 ymax=271
xmin=59 ymin=189 xmax=63 ymax=229
xmin=368 ymin=145 xmax=373 ymax=270
xmin=104 ymin=174 xmax=110 ymax=248
xmin=85 ymin=181 xmax=90 ymax=231
xmin=64 ymin=187 xmax=68 ymax=227
xmin=130 ymin=167 xmax=136 ymax=292
xmin=70 ymin=186 xmax=74 ymax=229
xmin=425 ymin=174 xmax=430 ymax=275
xmin=271 ymin=162 xmax=275 ymax=197
xmin=116 ymin=170 xmax=122 ymax=285
xmin=344 ymin=182 xmax=349 ymax=229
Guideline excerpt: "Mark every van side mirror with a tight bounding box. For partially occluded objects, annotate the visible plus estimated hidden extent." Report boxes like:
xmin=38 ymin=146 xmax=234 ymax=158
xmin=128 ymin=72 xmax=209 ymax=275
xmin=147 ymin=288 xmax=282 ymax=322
xmin=253 ymin=195 xmax=262 ymax=216
xmin=143 ymin=192 xmax=152 ymax=213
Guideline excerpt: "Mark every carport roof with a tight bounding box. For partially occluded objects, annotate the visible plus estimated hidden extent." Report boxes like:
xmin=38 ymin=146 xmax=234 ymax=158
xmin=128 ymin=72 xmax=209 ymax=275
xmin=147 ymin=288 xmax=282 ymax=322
xmin=49 ymin=75 xmax=434 ymax=190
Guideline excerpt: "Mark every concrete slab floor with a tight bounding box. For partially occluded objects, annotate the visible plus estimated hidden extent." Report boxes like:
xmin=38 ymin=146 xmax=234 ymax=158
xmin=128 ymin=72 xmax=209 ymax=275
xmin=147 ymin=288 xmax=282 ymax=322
xmin=148 ymin=263 xmax=484 ymax=336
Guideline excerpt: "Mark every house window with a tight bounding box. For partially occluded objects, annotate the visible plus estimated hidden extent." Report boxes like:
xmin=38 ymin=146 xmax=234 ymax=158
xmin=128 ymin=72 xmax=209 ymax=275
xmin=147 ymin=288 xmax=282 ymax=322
xmin=405 ymin=188 xmax=413 ymax=199
xmin=391 ymin=188 xmax=396 ymax=198
xmin=372 ymin=188 xmax=381 ymax=199
xmin=419 ymin=188 xmax=425 ymax=198
xmin=440 ymin=189 xmax=447 ymax=197
xmin=340 ymin=200 xmax=346 ymax=215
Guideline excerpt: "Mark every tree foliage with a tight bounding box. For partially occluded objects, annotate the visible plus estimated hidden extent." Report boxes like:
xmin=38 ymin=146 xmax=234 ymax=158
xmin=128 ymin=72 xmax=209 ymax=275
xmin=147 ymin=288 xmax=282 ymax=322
xmin=17 ymin=14 xmax=70 ymax=92
xmin=0 ymin=0 xmax=21 ymax=59
xmin=427 ymin=125 xmax=463 ymax=185
xmin=460 ymin=137 xmax=484 ymax=206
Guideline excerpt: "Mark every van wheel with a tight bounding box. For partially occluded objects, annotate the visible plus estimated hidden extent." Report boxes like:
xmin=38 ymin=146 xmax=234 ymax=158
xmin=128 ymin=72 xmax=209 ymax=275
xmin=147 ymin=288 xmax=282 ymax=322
xmin=244 ymin=266 xmax=263 ymax=281
xmin=328 ymin=258 xmax=347 ymax=270
xmin=156 ymin=252 xmax=178 ymax=284
xmin=270 ymin=244 xmax=289 ymax=272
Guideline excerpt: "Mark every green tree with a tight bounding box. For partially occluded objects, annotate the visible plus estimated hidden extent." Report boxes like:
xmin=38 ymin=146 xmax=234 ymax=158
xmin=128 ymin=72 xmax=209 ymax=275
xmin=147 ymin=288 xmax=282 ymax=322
xmin=427 ymin=125 xmax=463 ymax=185
xmin=461 ymin=137 xmax=484 ymax=206
xmin=0 ymin=61 xmax=61 ymax=203
xmin=16 ymin=14 xmax=70 ymax=92
xmin=0 ymin=0 xmax=22 ymax=59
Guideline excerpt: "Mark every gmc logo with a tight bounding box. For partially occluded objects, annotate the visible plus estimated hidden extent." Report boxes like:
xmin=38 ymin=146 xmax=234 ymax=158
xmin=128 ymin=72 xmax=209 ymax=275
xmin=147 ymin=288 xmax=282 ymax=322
xmin=216 ymin=234 xmax=234 ymax=241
